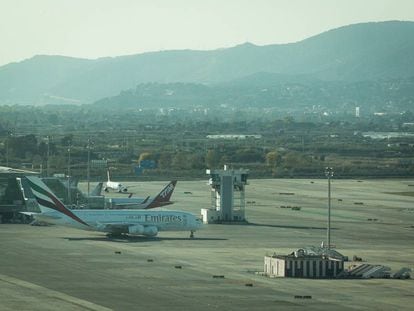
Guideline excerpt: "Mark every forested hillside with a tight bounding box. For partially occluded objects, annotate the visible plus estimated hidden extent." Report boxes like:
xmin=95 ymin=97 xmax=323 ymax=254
xmin=1 ymin=21 xmax=413 ymax=106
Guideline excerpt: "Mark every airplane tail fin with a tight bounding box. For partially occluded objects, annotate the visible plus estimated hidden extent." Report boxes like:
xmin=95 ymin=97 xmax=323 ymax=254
xmin=25 ymin=176 xmax=89 ymax=226
xmin=145 ymin=180 xmax=177 ymax=209
xmin=141 ymin=196 xmax=150 ymax=204
xmin=91 ymin=182 xmax=103 ymax=196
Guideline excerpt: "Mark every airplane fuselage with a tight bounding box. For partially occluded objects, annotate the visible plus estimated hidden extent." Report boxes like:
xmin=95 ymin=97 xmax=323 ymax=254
xmin=34 ymin=209 xmax=201 ymax=234
xmin=105 ymin=198 xmax=172 ymax=209
xmin=106 ymin=197 xmax=145 ymax=205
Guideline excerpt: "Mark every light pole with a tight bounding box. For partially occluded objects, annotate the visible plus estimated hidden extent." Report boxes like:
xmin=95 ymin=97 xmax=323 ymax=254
xmin=87 ymin=138 xmax=92 ymax=196
xmin=67 ymin=144 xmax=71 ymax=205
xmin=46 ymin=136 xmax=50 ymax=177
xmin=325 ymin=167 xmax=334 ymax=249
xmin=6 ymin=130 xmax=13 ymax=167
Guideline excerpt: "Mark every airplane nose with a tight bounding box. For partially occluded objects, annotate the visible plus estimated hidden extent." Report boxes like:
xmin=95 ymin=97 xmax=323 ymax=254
xmin=195 ymin=218 xmax=203 ymax=228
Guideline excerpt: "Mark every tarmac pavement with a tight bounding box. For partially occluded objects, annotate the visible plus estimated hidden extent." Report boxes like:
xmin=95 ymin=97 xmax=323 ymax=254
xmin=1 ymin=179 xmax=413 ymax=310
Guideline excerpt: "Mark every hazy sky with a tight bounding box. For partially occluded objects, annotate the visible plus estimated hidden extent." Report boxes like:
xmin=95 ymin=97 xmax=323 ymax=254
xmin=1 ymin=0 xmax=414 ymax=66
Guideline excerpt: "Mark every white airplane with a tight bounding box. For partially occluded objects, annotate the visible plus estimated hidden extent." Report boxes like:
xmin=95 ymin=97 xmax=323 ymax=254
xmin=21 ymin=177 xmax=202 ymax=238
xmin=104 ymin=170 xmax=128 ymax=193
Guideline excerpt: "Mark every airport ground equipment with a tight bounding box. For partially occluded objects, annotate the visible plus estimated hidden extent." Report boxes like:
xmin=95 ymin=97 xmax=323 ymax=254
xmin=347 ymin=264 xmax=391 ymax=278
xmin=392 ymin=267 xmax=411 ymax=279
xmin=201 ymin=165 xmax=249 ymax=223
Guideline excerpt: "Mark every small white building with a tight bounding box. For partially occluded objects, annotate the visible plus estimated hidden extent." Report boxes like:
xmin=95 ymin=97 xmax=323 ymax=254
xmin=206 ymin=134 xmax=261 ymax=140
xmin=264 ymin=248 xmax=345 ymax=278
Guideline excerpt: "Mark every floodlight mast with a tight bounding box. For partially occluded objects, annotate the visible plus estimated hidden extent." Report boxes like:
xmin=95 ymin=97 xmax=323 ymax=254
xmin=87 ymin=138 xmax=91 ymax=196
xmin=67 ymin=145 xmax=71 ymax=205
xmin=46 ymin=135 xmax=50 ymax=177
xmin=325 ymin=167 xmax=334 ymax=249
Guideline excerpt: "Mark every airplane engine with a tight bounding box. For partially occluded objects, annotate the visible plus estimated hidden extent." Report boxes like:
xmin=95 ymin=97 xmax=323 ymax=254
xmin=128 ymin=224 xmax=145 ymax=234
xmin=143 ymin=226 xmax=158 ymax=237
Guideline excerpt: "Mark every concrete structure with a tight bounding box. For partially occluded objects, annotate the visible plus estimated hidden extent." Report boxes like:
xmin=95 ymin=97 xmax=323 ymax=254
xmin=201 ymin=166 xmax=248 ymax=223
xmin=0 ymin=166 xmax=38 ymax=222
xmin=264 ymin=247 xmax=345 ymax=278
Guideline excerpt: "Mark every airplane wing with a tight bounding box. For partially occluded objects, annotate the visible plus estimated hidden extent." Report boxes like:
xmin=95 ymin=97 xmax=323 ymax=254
xmin=109 ymin=203 xmax=145 ymax=209
xmin=91 ymin=182 xmax=103 ymax=196
xmin=19 ymin=212 xmax=52 ymax=226
xmin=20 ymin=212 xmax=38 ymax=216
xmin=20 ymin=211 xmax=62 ymax=223
xmin=108 ymin=196 xmax=151 ymax=209
xmin=0 ymin=166 xmax=39 ymax=174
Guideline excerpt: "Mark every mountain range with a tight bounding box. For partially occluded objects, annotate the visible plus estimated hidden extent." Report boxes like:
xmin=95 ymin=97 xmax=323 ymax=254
xmin=0 ymin=21 xmax=413 ymax=107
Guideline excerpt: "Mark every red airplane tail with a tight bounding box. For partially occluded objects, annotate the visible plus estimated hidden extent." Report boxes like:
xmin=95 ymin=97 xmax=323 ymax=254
xmin=145 ymin=180 xmax=177 ymax=209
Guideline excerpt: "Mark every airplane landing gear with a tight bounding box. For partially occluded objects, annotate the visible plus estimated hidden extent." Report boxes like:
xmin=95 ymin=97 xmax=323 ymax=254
xmin=106 ymin=233 xmax=124 ymax=239
xmin=190 ymin=231 xmax=194 ymax=239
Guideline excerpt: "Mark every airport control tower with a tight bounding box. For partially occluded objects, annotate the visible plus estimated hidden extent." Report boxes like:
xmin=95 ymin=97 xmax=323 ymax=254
xmin=201 ymin=165 xmax=249 ymax=224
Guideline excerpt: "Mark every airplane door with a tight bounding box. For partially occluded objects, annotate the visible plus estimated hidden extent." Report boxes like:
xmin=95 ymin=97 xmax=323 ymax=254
xmin=183 ymin=215 xmax=188 ymax=226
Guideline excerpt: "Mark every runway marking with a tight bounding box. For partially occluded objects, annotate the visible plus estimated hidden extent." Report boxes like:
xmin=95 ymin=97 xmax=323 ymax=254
xmin=0 ymin=274 xmax=112 ymax=311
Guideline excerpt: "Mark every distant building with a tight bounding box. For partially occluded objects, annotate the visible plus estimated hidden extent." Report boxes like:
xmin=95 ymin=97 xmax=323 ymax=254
xmin=355 ymin=107 xmax=360 ymax=118
xmin=206 ymin=134 xmax=261 ymax=140
xmin=264 ymin=247 xmax=346 ymax=278
xmin=90 ymin=160 xmax=108 ymax=168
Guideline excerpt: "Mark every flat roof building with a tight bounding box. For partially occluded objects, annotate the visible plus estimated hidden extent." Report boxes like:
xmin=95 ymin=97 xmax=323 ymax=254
xmin=264 ymin=247 xmax=346 ymax=278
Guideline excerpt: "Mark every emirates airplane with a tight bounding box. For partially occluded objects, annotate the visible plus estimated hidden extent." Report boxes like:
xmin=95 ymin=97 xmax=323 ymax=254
xmin=21 ymin=177 xmax=202 ymax=238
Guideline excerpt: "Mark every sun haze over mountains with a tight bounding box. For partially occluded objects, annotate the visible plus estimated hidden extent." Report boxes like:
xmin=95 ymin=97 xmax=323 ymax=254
xmin=0 ymin=21 xmax=413 ymax=108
